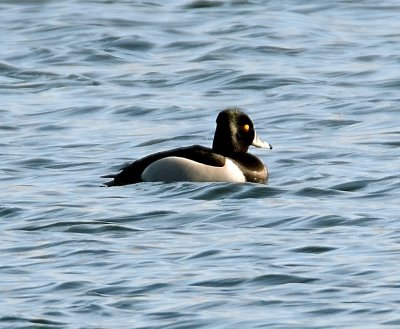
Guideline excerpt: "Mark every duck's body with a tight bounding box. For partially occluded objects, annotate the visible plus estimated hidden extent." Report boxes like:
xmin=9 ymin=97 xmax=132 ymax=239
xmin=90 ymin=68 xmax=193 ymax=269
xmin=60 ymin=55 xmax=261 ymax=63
xmin=104 ymin=108 xmax=272 ymax=186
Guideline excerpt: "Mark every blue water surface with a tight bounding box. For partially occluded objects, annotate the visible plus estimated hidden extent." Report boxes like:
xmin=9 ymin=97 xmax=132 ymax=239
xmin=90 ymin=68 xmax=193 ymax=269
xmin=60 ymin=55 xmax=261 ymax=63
xmin=1 ymin=1 xmax=400 ymax=328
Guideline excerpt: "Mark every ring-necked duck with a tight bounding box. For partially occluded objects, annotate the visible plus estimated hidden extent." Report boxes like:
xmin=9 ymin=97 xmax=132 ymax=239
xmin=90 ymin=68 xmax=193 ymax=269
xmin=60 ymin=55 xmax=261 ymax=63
xmin=104 ymin=108 xmax=272 ymax=186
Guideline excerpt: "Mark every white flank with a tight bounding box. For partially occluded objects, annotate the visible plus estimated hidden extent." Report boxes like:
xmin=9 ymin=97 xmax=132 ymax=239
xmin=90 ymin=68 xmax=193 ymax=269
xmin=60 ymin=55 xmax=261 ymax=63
xmin=141 ymin=156 xmax=246 ymax=183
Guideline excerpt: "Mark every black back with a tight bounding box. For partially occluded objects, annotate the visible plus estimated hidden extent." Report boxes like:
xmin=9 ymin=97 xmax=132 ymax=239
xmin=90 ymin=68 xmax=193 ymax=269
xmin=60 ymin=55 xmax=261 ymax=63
xmin=104 ymin=145 xmax=225 ymax=186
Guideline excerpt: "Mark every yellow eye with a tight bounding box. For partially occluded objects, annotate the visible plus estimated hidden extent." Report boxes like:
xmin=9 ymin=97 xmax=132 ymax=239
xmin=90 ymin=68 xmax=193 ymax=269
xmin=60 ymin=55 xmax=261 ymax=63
xmin=242 ymin=124 xmax=250 ymax=133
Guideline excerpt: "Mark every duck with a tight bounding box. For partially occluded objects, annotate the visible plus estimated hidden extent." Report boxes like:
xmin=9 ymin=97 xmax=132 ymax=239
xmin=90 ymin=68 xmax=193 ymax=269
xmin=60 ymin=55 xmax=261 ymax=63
xmin=103 ymin=108 xmax=272 ymax=186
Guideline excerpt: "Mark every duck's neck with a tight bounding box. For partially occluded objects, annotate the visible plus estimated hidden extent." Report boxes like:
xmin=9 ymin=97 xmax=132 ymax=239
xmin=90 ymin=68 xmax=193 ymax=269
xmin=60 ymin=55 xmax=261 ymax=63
xmin=213 ymin=132 xmax=249 ymax=155
xmin=212 ymin=129 xmax=231 ymax=154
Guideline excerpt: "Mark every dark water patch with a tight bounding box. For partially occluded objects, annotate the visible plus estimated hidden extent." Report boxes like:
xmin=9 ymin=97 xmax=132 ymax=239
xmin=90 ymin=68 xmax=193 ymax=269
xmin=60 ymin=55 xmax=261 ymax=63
xmin=382 ymin=141 xmax=400 ymax=148
xmin=3 ymin=71 xmax=100 ymax=92
xmin=63 ymin=248 xmax=116 ymax=258
xmin=190 ymin=277 xmax=245 ymax=288
xmin=60 ymin=142 xmax=101 ymax=149
xmin=0 ymin=316 xmax=66 ymax=328
xmin=376 ymin=78 xmax=400 ymax=89
xmin=0 ymin=206 xmax=23 ymax=218
xmin=71 ymin=302 xmax=105 ymax=315
xmin=223 ymin=74 xmax=305 ymax=91
xmin=3 ymin=240 xmax=69 ymax=254
xmin=7 ymin=69 xmax=59 ymax=80
xmin=250 ymin=274 xmax=318 ymax=285
xmin=209 ymin=23 xmax=268 ymax=36
xmin=46 ymin=161 xmax=97 ymax=170
xmin=255 ymin=216 xmax=302 ymax=229
xmin=307 ymin=307 xmax=346 ymax=315
xmin=174 ymin=69 xmax=236 ymax=86
xmin=305 ymin=215 xmax=346 ymax=228
xmin=353 ymin=270 xmax=378 ymax=277
xmin=148 ymin=311 xmax=195 ymax=321
xmin=317 ymin=288 xmax=342 ymax=295
xmin=355 ymin=54 xmax=383 ymax=62
xmin=106 ymin=36 xmax=154 ymax=51
xmin=89 ymin=282 xmax=170 ymax=297
xmin=255 ymin=45 xmax=306 ymax=56
xmin=0 ymin=266 xmax=30 ymax=275
xmin=112 ymin=105 xmax=158 ymax=117
xmin=102 ymin=18 xmax=147 ymax=28
xmin=53 ymin=281 xmax=91 ymax=292
xmin=66 ymin=223 xmax=142 ymax=234
xmin=0 ymin=60 xmax=17 ymax=73
xmin=36 ymin=53 xmax=70 ymax=66
xmin=291 ymin=245 xmax=336 ymax=254
xmin=82 ymin=52 xmax=123 ymax=64
xmin=154 ymin=182 xmax=216 ymax=200
xmin=248 ymin=299 xmax=284 ymax=307
xmin=66 ymin=74 xmax=101 ymax=86
xmin=275 ymin=157 xmax=304 ymax=167
xmin=191 ymin=51 xmax=231 ymax=62
xmin=65 ymin=47 xmax=123 ymax=64
xmin=324 ymin=69 xmax=377 ymax=80
xmin=109 ymin=300 xmax=137 ymax=311
xmin=314 ymin=118 xmax=361 ymax=128
xmin=187 ymin=249 xmax=221 ymax=260
xmin=191 ymin=183 xmax=243 ymax=200
xmin=165 ymin=40 xmax=212 ymax=50
xmin=19 ymin=220 xmax=142 ymax=234
xmin=383 ymin=318 xmax=400 ymax=326
xmin=231 ymin=186 xmax=286 ymax=199
xmin=31 ymin=105 xmax=104 ymax=118
xmin=331 ymin=179 xmax=373 ymax=192
xmin=35 ymin=124 xmax=68 ymax=132
xmin=183 ymin=0 xmax=224 ymax=9
xmin=1 ymin=81 xmax=48 ymax=90
xmin=135 ymin=74 xmax=170 ymax=88
xmin=294 ymin=187 xmax=342 ymax=198
xmin=15 ymin=157 xmax=56 ymax=170
xmin=100 ymin=211 xmax=178 ymax=224
xmin=345 ymin=215 xmax=381 ymax=227
xmin=152 ymin=319 xmax=213 ymax=329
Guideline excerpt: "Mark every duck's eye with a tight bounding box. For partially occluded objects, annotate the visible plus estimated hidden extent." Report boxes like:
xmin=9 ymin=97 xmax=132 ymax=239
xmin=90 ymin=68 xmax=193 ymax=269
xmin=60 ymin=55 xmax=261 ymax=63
xmin=241 ymin=124 xmax=250 ymax=133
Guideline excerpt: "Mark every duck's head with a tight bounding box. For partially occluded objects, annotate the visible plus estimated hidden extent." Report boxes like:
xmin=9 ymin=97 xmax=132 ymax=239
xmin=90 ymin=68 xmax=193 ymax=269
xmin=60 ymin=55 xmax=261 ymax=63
xmin=212 ymin=108 xmax=272 ymax=154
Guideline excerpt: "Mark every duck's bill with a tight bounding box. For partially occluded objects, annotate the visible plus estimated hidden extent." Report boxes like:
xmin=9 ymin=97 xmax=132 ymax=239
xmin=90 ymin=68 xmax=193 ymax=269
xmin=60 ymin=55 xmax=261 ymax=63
xmin=252 ymin=133 xmax=273 ymax=149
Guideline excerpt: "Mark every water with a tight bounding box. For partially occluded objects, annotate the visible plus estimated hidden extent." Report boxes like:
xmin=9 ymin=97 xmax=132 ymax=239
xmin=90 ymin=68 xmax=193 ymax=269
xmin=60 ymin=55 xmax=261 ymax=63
xmin=1 ymin=1 xmax=400 ymax=328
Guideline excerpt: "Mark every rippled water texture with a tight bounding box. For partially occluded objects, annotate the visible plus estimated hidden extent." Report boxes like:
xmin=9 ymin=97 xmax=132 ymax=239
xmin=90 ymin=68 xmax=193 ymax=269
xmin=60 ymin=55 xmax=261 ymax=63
xmin=1 ymin=1 xmax=400 ymax=328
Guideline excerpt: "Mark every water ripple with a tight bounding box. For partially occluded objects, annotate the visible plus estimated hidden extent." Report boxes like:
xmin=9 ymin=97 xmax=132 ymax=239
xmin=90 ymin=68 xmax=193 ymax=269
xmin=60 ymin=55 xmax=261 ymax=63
xmin=2 ymin=1 xmax=400 ymax=328
xmin=250 ymin=274 xmax=318 ymax=285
